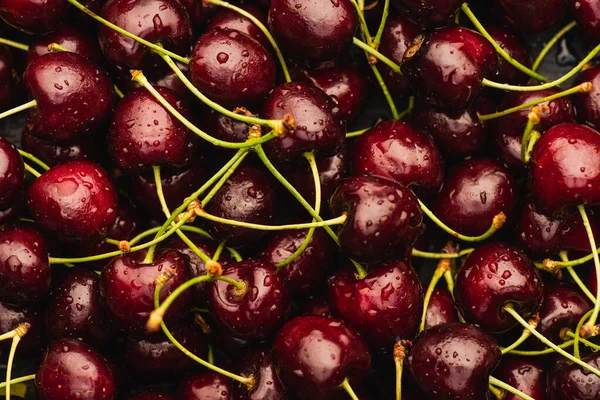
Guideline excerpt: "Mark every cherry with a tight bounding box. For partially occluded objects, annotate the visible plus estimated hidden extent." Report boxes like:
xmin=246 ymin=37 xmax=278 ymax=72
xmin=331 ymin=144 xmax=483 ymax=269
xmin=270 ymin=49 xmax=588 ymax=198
xmin=571 ymin=0 xmax=600 ymax=43
xmin=574 ymin=65 xmax=600 ymax=131
xmin=233 ymin=349 xmax=287 ymax=399
xmin=177 ymin=0 xmax=216 ymax=28
xmin=328 ymin=259 xmax=423 ymax=349
xmin=547 ymin=352 xmax=600 ymax=398
xmin=27 ymin=160 xmax=119 ymax=243
xmin=129 ymin=392 xmax=176 ymax=400
xmin=108 ymin=87 xmax=198 ymax=174
xmin=206 ymin=4 xmax=270 ymax=50
xmin=21 ymin=128 xmax=103 ymax=167
xmin=514 ymin=196 xmax=563 ymax=258
xmin=189 ymin=28 xmax=276 ymax=107
xmin=27 ymin=26 xmax=105 ymax=66
xmin=98 ymin=0 xmax=192 ymax=72
xmin=351 ymin=120 xmax=444 ymax=194
xmin=492 ymin=0 xmax=569 ymax=32
xmin=100 ymin=249 xmax=192 ymax=336
xmin=45 ymin=268 xmax=112 ymax=346
xmin=486 ymin=26 xmax=531 ymax=85
xmin=260 ymin=228 xmax=336 ymax=294
xmin=454 ymin=242 xmax=544 ymax=333
xmin=433 ymin=158 xmax=517 ymax=237
xmin=494 ymin=356 xmax=546 ymax=400
xmin=268 ymin=0 xmax=358 ymax=62
xmin=560 ymin=208 xmax=600 ymax=254
xmin=0 ymin=44 xmax=13 ymax=111
xmin=330 ymin=175 xmax=424 ymax=263
xmin=203 ymin=165 xmax=277 ymax=248
xmin=208 ymin=260 xmax=289 ymax=339
xmin=424 ymin=288 xmax=460 ymax=330
xmin=400 ymin=26 xmax=497 ymax=110
xmin=262 ymin=81 xmax=345 ymax=165
xmin=0 ymin=224 xmax=50 ymax=304
xmin=0 ymin=300 xmax=45 ymax=355
xmin=179 ymin=372 xmax=233 ymax=400
xmin=36 ymin=338 xmax=116 ymax=400
xmin=0 ymin=0 xmax=67 ymax=34
xmin=272 ymin=315 xmax=371 ymax=399
xmin=390 ymin=0 xmax=463 ymax=27
xmin=530 ymin=122 xmax=600 ymax=218
xmin=203 ymin=107 xmax=257 ymax=146
xmin=407 ymin=323 xmax=501 ymax=399
xmin=0 ymin=136 xmax=24 ymax=210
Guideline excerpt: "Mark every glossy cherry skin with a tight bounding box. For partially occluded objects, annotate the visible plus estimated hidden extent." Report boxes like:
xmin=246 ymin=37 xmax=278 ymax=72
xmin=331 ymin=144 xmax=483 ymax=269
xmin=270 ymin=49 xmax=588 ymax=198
xmin=129 ymin=392 xmax=176 ymax=400
xmin=100 ymin=249 xmax=192 ymax=336
xmin=530 ymin=123 xmax=600 ymax=218
xmin=98 ymin=0 xmax=192 ymax=72
xmin=0 ymin=136 xmax=24 ymax=210
xmin=203 ymin=165 xmax=277 ymax=248
xmin=179 ymin=372 xmax=233 ymax=400
xmin=574 ymin=65 xmax=600 ymax=131
xmin=330 ymin=175 xmax=424 ymax=263
xmin=328 ymin=259 xmax=423 ymax=348
xmin=494 ymin=357 xmax=546 ymax=400
xmin=260 ymin=228 xmax=336 ymax=294
xmin=560 ymin=207 xmax=600 ymax=254
xmin=27 ymin=160 xmax=119 ymax=243
xmin=548 ymin=352 xmax=600 ymax=398
xmin=0 ymin=0 xmax=67 ymax=34
xmin=407 ymin=323 xmax=501 ymax=400
xmin=206 ymin=4 xmax=269 ymax=48
xmin=45 ymin=268 xmax=112 ymax=346
xmin=572 ymin=0 xmax=600 ymax=43
xmin=493 ymin=0 xmax=569 ymax=32
xmin=514 ymin=196 xmax=563 ymax=258
xmin=378 ymin=13 xmax=423 ymax=95
xmin=424 ymin=288 xmax=460 ymax=330
xmin=36 ymin=338 xmax=115 ymax=400
xmin=109 ymin=87 xmax=198 ymax=174
xmin=487 ymin=26 xmax=531 ymax=85
xmin=0 ymin=300 xmax=44 ymax=355
xmin=21 ymin=128 xmax=103 ymax=168
xmin=268 ymin=0 xmax=358 ymax=62
xmin=391 ymin=0 xmax=463 ymax=26
xmin=0 ymin=43 xmax=12 ymax=112
xmin=454 ymin=242 xmax=543 ymax=333
xmin=27 ymin=26 xmax=105 ymax=66
xmin=189 ymin=28 xmax=276 ymax=107
xmin=234 ymin=349 xmax=287 ymax=400
xmin=352 ymin=120 xmax=444 ymax=194
xmin=0 ymin=224 xmax=50 ymax=304
xmin=433 ymin=158 xmax=517 ymax=237
xmin=208 ymin=260 xmax=289 ymax=339
xmin=24 ymin=52 xmax=115 ymax=144
xmin=272 ymin=315 xmax=371 ymax=399
xmin=262 ymin=81 xmax=345 ymax=165
xmin=401 ymin=26 xmax=497 ymax=110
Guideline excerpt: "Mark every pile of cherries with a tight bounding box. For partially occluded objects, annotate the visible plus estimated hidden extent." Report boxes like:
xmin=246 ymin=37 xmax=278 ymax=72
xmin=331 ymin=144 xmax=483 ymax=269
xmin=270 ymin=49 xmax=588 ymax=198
xmin=3 ymin=0 xmax=600 ymax=398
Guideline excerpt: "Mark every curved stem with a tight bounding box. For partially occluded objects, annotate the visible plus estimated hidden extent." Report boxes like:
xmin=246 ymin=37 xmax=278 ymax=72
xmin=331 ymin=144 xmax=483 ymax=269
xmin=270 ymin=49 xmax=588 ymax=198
xmin=0 ymin=99 xmax=36 ymax=121
xmin=565 ymin=329 xmax=600 ymax=353
xmin=228 ymin=247 xmax=243 ymax=262
xmin=489 ymin=376 xmax=534 ymax=400
xmin=0 ymin=374 xmax=35 ymax=390
xmin=372 ymin=0 xmax=390 ymax=49
xmin=397 ymin=96 xmax=415 ymax=120
xmin=200 ymin=151 xmax=248 ymax=207
xmin=532 ymin=21 xmax=577 ymax=72
xmin=346 ymin=128 xmax=370 ymax=138
xmin=340 ymin=378 xmax=359 ymax=400
xmin=461 ymin=3 xmax=548 ymax=83
xmin=412 ymin=248 xmax=475 ymax=259
xmin=23 ymin=163 xmax=41 ymax=178
xmin=0 ymin=37 xmax=28 ymax=51
xmin=574 ymin=309 xmax=594 ymax=359
xmin=195 ymin=210 xmax=347 ymax=231
xmin=500 ymin=315 xmax=537 ymax=355
xmin=352 ymin=37 xmax=401 ymax=72
xmin=213 ymin=241 xmax=226 ymax=262
xmin=114 ymin=85 xmax=125 ymax=99
xmin=5 ymin=336 xmax=20 ymax=400
xmin=369 ymin=61 xmax=399 ymax=119
xmin=506 ymin=340 xmax=574 ymax=356
xmin=488 ymin=384 xmax=505 ymax=400
xmin=18 ymin=150 xmax=50 ymax=171
xmin=578 ymin=204 xmax=600 ymax=334
xmin=560 ymin=252 xmax=597 ymax=303
xmin=418 ymin=199 xmax=506 ymax=242
xmin=419 ymin=259 xmax=450 ymax=332
xmin=524 ymin=130 xmax=540 ymax=163
xmin=129 ymin=225 xmax=211 ymax=246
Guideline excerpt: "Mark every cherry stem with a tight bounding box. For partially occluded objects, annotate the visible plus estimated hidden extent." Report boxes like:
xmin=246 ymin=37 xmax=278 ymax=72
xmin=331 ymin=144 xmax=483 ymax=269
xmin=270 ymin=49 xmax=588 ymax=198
xmin=213 ymin=241 xmax=226 ymax=262
xmin=540 ymin=246 xmax=600 ymax=270
xmin=393 ymin=341 xmax=407 ymax=400
xmin=443 ymin=270 xmax=455 ymax=300
xmin=412 ymin=248 xmax=474 ymax=259
xmin=520 ymin=107 xmax=544 ymax=162
xmin=479 ymin=82 xmax=593 ymax=121
xmin=500 ymin=314 xmax=538 ymax=354
xmin=369 ymin=61 xmax=400 ymax=119
xmin=0 ymin=99 xmax=36 ymax=121
xmin=372 ymin=0 xmax=390 ymax=49
xmin=0 ymin=37 xmax=28 ymax=52
xmin=503 ymin=303 xmax=600 ymax=377
xmin=559 ymin=252 xmax=597 ymax=304
xmin=47 ymin=42 xmax=69 ymax=52
xmin=228 ymin=247 xmax=243 ymax=262
xmin=0 ymin=374 xmax=35 ymax=390
xmin=200 ymin=151 xmax=249 ymax=208
xmin=129 ymin=225 xmax=211 ymax=247
xmin=352 ymin=37 xmax=401 ymax=73
xmin=4 ymin=324 xmax=28 ymax=400
xmin=104 ymin=238 xmax=120 ymax=246
xmin=420 ymin=258 xmax=451 ymax=332
xmin=418 ymin=199 xmax=506 ymax=241
xmin=397 ymin=96 xmax=415 ymax=120
xmin=532 ymin=21 xmax=577 ymax=72
xmin=66 ymin=0 xmax=189 ymax=64
xmin=114 ymin=85 xmax=125 ymax=98
xmin=489 ymin=376 xmax=533 ymax=400
xmin=488 ymin=384 xmax=505 ymax=400
xmin=573 ymin=309 xmax=594 ymax=359
xmin=524 ymin=130 xmax=540 ymax=163
xmin=507 ymin=340 xmax=573 ymax=356
xmin=276 ymin=152 xmax=321 ymax=269
xmin=23 ymin=163 xmax=41 ymax=178
xmin=339 ymin=378 xmax=359 ymax=400
xmin=346 ymin=128 xmax=370 ymax=138
xmin=17 ymin=149 xmax=50 ymax=171
xmin=205 ymin=0 xmax=291 ymax=82
xmin=132 ymin=70 xmax=282 ymax=148
xmin=578 ymin=204 xmax=600 ymax=335
xmin=461 ymin=3 xmax=549 ymax=83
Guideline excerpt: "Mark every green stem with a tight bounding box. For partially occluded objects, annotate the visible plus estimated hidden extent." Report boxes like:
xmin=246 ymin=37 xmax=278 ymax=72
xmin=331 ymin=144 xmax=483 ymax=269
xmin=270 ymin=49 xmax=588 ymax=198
xmin=0 ymin=99 xmax=37 ymax=121
xmin=196 ymin=210 xmax=347 ymax=231
xmin=443 ymin=270 xmax=455 ymax=299
xmin=213 ymin=241 xmax=226 ymax=262
xmin=372 ymin=0 xmax=390 ymax=48
xmin=129 ymin=225 xmax=211 ymax=246
xmin=489 ymin=376 xmax=534 ymax=400
xmin=0 ymin=375 xmax=35 ymax=390
xmin=151 ymin=275 xmax=213 ymax=326
xmin=200 ymin=151 xmax=248 ymax=207
xmin=228 ymin=247 xmax=243 ymax=262
xmin=394 ymin=345 xmax=404 ymax=400
xmin=48 ymin=43 xmax=69 ymax=52
xmin=579 ymin=204 xmax=600 ymax=331
xmin=419 ymin=261 xmax=448 ymax=332
xmin=104 ymin=238 xmax=120 ymax=246
xmin=18 ymin=150 xmax=50 ymax=171
xmin=340 ymin=378 xmax=359 ymax=400
xmin=346 ymin=128 xmax=370 ymax=138
xmin=114 ymin=85 xmax=125 ymax=98
xmin=501 ymin=325 xmax=534 ymax=355
xmin=532 ymin=21 xmax=577 ymax=72
xmin=412 ymin=248 xmax=475 ymax=259
xmin=507 ymin=340 xmax=574 ymax=356
xmin=5 ymin=336 xmax=20 ymax=400
xmin=524 ymin=130 xmax=540 ymax=163
xmin=397 ymin=96 xmax=415 ymax=120
xmin=488 ymin=384 xmax=504 ymax=400
xmin=23 ymin=163 xmax=41 ymax=178
xmin=0 ymin=38 xmax=28 ymax=51
xmin=352 ymin=37 xmax=401 ymax=72
xmin=369 ymin=61 xmax=399 ymax=119
xmin=560 ymin=252 xmax=597 ymax=303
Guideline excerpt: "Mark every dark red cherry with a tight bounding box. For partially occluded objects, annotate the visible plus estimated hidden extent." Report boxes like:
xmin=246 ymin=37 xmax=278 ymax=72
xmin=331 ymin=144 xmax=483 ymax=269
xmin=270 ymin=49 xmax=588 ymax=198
xmin=571 ymin=0 xmax=600 ymax=43
xmin=433 ymin=158 xmax=517 ymax=237
xmin=378 ymin=13 xmax=423 ymax=96
xmin=0 ymin=0 xmax=67 ymax=34
xmin=559 ymin=208 xmax=600 ymax=254
xmin=268 ymin=0 xmax=358 ymax=62
xmin=328 ymin=259 xmax=423 ymax=348
xmin=0 ymin=136 xmax=24 ymax=210
xmin=401 ymin=26 xmax=497 ymax=110
xmin=100 ymin=249 xmax=192 ymax=336
xmin=179 ymin=372 xmax=233 ymax=400
xmin=189 ymin=28 xmax=276 ymax=107
xmin=574 ymin=65 xmax=600 ymax=130
xmin=0 ymin=44 xmax=13 ymax=111
xmin=27 ymin=26 xmax=105 ymax=66
xmin=21 ymin=128 xmax=103 ymax=167
xmin=177 ymin=0 xmax=216 ymax=27
xmin=27 ymin=160 xmax=119 ymax=243
xmin=208 ymin=260 xmax=289 ymax=339
xmin=492 ymin=0 xmax=569 ymax=32
xmin=351 ymin=120 xmax=444 ymax=194
xmin=514 ymin=196 xmax=563 ymax=258
xmin=548 ymin=352 xmax=600 ymax=398
xmin=206 ymin=4 xmax=270 ymax=49
xmin=0 ymin=224 xmax=50 ymax=304
xmin=98 ymin=0 xmax=192 ymax=72
xmin=129 ymin=392 xmax=176 ymax=400
xmin=330 ymin=175 xmax=424 ymax=263
xmin=530 ymin=123 xmax=600 ymax=217
xmin=493 ymin=357 xmax=546 ymax=400
xmin=45 ymin=268 xmax=112 ymax=346
xmin=454 ymin=242 xmax=543 ymax=333
xmin=260 ymin=228 xmax=336 ymax=294
xmin=203 ymin=165 xmax=277 ymax=248
xmin=203 ymin=107 xmax=256 ymax=146
xmin=0 ymin=300 xmax=44 ymax=355
xmin=390 ymin=0 xmax=463 ymax=26
xmin=486 ymin=26 xmax=531 ymax=85
xmin=262 ymin=81 xmax=345 ymax=165
xmin=424 ymin=288 xmax=460 ymax=330
xmin=272 ymin=315 xmax=371 ymax=399
xmin=36 ymin=338 xmax=115 ymax=400
xmin=234 ymin=349 xmax=287 ymax=400
xmin=493 ymin=89 xmax=575 ymax=171
xmin=24 ymin=52 xmax=115 ymax=144
xmin=407 ymin=323 xmax=501 ymax=400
